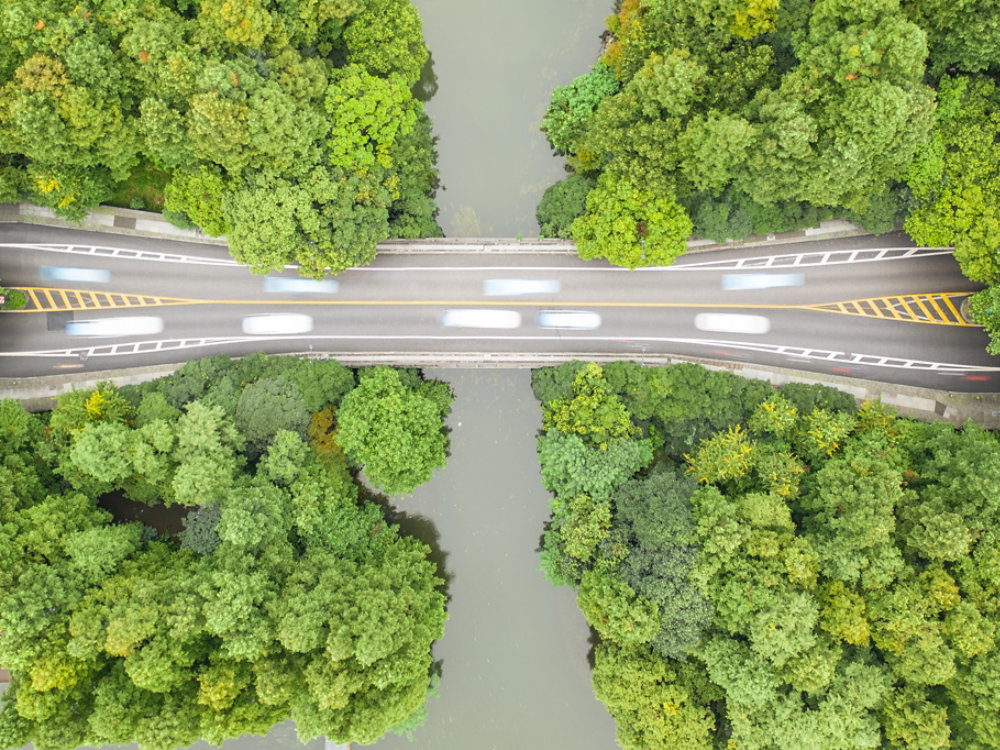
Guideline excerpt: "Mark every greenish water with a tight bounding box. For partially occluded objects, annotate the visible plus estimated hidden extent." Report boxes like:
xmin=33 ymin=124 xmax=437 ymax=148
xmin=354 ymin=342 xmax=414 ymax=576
xmin=370 ymin=370 xmax=618 ymax=749
xmin=412 ymin=0 xmax=609 ymax=237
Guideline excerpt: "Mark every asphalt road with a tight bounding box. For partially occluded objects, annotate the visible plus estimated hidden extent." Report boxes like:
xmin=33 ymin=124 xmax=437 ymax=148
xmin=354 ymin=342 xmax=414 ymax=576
xmin=1 ymin=223 xmax=998 ymax=391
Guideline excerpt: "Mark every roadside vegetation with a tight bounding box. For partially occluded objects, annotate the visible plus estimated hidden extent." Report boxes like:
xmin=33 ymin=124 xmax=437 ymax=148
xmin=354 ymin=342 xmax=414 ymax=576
xmin=533 ymin=360 xmax=1000 ymax=749
xmin=0 ymin=0 xmax=442 ymax=276
xmin=0 ymin=354 xmax=451 ymax=749
xmin=536 ymin=0 xmax=1000 ymax=338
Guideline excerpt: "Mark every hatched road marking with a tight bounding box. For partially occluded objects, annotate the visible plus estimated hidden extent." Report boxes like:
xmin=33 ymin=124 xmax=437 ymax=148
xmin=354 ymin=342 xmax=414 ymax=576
xmin=806 ymin=293 xmax=973 ymax=326
xmin=13 ymin=287 xmax=198 ymax=312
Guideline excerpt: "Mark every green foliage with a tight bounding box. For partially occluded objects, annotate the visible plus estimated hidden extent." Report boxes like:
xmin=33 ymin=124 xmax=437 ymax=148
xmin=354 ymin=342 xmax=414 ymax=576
xmin=0 ymin=356 xmax=449 ymax=748
xmin=543 ymin=363 xmax=640 ymax=449
xmin=536 ymin=173 xmax=595 ymax=239
xmin=234 ymin=377 xmax=311 ymax=459
xmin=541 ymin=64 xmax=620 ymax=155
xmin=336 ymin=365 xmax=452 ymax=496
xmin=0 ymin=280 xmax=27 ymax=310
xmin=0 ymin=0 xmax=440 ymax=272
xmin=533 ymin=361 xmax=1000 ymax=748
xmin=538 ymin=0 xmax=952 ymax=241
xmin=571 ymin=172 xmax=693 ymax=269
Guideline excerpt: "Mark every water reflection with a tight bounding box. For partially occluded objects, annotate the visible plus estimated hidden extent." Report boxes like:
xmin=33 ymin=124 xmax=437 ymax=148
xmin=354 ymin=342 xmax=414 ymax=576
xmin=413 ymin=49 xmax=439 ymax=103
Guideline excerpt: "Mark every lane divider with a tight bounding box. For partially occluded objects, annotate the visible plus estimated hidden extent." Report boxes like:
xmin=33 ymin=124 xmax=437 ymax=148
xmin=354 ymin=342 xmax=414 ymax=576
xmin=11 ymin=287 xmax=199 ymax=312
xmin=2 ymin=287 xmax=977 ymax=327
xmin=805 ymin=293 xmax=973 ymax=326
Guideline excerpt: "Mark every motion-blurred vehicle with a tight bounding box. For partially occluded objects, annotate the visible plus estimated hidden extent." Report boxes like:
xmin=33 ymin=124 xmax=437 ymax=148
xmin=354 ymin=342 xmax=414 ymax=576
xmin=439 ymin=309 xmax=522 ymax=328
xmin=263 ymin=277 xmax=339 ymax=294
xmin=694 ymin=312 xmax=771 ymax=334
xmin=40 ymin=266 xmax=111 ymax=283
xmin=721 ymin=273 xmax=804 ymax=291
xmin=241 ymin=313 xmax=314 ymax=335
xmin=483 ymin=278 xmax=561 ymax=296
xmin=66 ymin=316 xmax=164 ymax=337
xmin=535 ymin=310 xmax=602 ymax=329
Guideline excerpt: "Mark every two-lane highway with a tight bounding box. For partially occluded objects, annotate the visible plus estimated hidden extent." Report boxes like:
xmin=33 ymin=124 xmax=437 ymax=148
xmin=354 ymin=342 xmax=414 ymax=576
xmin=1 ymin=223 xmax=997 ymax=390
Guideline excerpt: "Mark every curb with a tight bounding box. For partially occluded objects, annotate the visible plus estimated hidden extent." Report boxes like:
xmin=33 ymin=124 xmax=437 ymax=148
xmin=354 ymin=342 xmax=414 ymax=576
xmin=2 ymin=202 xmax=992 ymax=421
xmin=2 ymin=352 xmax=997 ymax=427
xmin=0 ymin=202 xmax=873 ymax=255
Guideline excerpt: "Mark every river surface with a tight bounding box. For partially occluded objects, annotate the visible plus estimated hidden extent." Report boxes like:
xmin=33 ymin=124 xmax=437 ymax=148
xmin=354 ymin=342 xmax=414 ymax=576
xmin=369 ymin=370 xmax=618 ymax=749
xmin=412 ymin=0 xmax=609 ymax=237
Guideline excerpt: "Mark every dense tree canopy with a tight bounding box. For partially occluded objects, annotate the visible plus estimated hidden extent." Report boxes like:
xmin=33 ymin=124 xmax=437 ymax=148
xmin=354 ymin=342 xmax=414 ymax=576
xmin=0 ymin=0 xmax=441 ymax=276
xmin=0 ymin=354 xmax=450 ymax=749
xmin=539 ymin=0 xmax=1000 ymax=273
xmin=534 ymin=360 xmax=1000 ymax=749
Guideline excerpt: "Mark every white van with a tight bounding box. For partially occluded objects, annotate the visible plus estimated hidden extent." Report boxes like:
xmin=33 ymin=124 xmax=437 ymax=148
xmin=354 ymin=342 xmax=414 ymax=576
xmin=439 ymin=309 xmax=522 ymax=329
xmin=694 ymin=313 xmax=771 ymax=334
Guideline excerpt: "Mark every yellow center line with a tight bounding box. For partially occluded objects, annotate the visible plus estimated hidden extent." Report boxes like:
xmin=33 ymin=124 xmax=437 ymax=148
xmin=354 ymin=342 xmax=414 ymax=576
xmin=1 ymin=287 xmax=977 ymax=328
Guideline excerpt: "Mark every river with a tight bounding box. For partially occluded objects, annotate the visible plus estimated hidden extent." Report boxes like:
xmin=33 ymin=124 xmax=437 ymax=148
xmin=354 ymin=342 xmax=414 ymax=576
xmin=412 ymin=0 xmax=609 ymax=237
xmin=369 ymin=370 xmax=618 ymax=749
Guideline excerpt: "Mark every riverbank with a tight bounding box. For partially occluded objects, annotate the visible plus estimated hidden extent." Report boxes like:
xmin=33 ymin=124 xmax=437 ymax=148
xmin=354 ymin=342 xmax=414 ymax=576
xmin=4 ymin=354 xmax=998 ymax=427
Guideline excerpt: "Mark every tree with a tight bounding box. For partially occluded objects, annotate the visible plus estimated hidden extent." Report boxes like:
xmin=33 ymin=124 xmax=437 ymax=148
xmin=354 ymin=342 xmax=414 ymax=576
xmin=234 ymin=377 xmax=311 ymax=459
xmin=543 ymin=363 xmax=640 ymax=449
xmin=533 ymin=361 xmax=1000 ymax=748
xmin=0 ymin=357 xmax=450 ymax=749
xmin=336 ymin=366 xmax=451 ymax=495
xmin=571 ymin=172 xmax=693 ymax=269
xmin=541 ymin=64 xmax=619 ymax=155
xmin=536 ymin=173 xmax=595 ymax=239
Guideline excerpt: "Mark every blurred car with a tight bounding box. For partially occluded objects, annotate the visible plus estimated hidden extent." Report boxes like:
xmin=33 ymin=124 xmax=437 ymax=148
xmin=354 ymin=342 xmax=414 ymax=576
xmin=40 ymin=266 xmax=110 ymax=283
xmin=66 ymin=316 xmax=164 ymax=337
xmin=241 ymin=313 xmax=314 ymax=335
xmin=483 ymin=278 xmax=561 ymax=296
xmin=694 ymin=312 xmax=771 ymax=334
xmin=721 ymin=273 xmax=804 ymax=291
xmin=439 ymin=309 xmax=522 ymax=328
xmin=535 ymin=310 xmax=602 ymax=330
xmin=263 ymin=277 xmax=339 ymax=294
